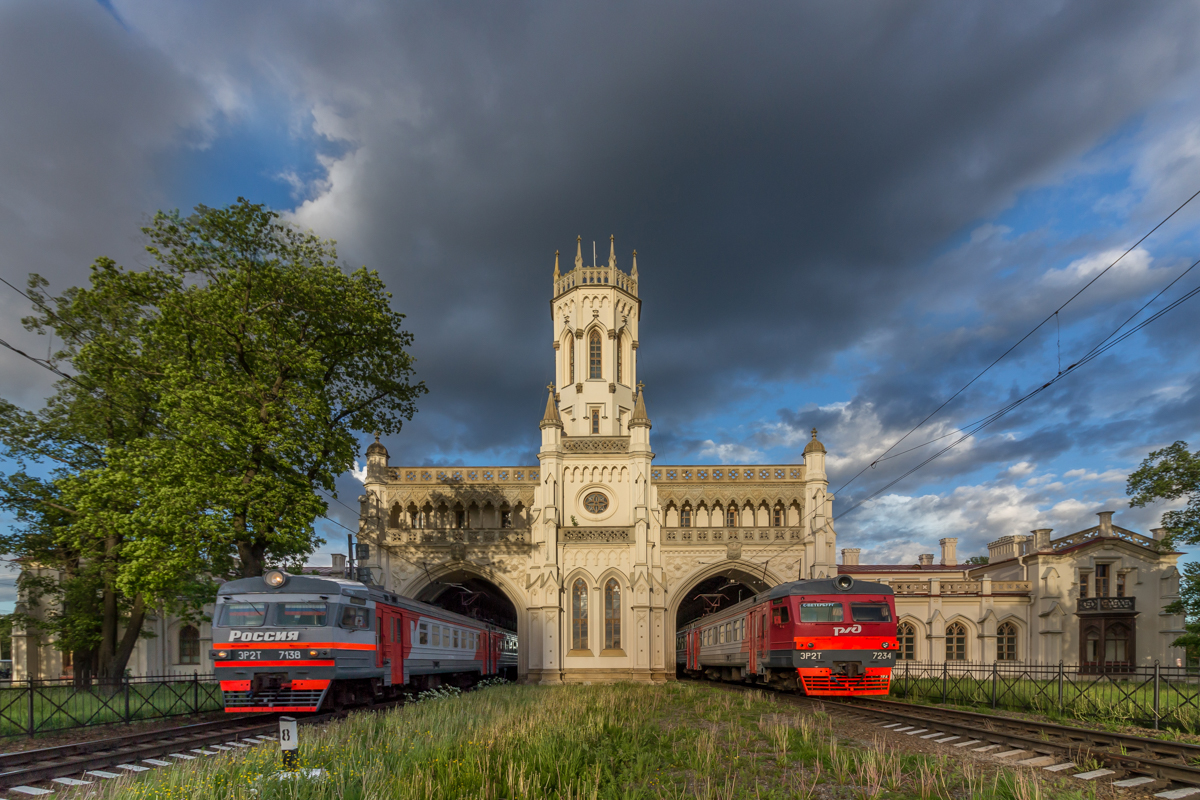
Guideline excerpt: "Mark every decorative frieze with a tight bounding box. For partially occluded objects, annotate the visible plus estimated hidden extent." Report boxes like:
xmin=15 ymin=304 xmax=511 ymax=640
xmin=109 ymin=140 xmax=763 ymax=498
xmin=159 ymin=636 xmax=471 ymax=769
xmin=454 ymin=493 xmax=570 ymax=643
xmin=662 ymin=527 xmax=802 ymax=544
xmin=562 ymin=436 xmax=629 ymax=454
xmin=560 ymin=527 xmax=632 ymax=543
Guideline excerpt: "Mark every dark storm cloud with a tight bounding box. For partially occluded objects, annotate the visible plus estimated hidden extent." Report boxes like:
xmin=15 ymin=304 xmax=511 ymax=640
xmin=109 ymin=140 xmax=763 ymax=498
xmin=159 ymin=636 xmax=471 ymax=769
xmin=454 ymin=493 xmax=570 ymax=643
xmin=3 ymin=0 xmax=1200 ymax=476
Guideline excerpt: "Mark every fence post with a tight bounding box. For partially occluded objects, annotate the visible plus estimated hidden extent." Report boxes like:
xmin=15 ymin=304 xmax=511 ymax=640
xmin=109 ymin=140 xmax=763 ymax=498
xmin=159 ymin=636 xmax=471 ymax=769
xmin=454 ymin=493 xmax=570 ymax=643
xmin=991 ymin=661 xmax=998 ymax=709
xmin=26 ymin=679 xmax=34 ymax=737
xmin=193 ymin=671 xmax=199 ymax=714
xmin=942 ymin=661 xmax=947 ymax=704
xmin=1153 ymin=662 xmax=1161 ymax=731
xmin=905 ymin=658 xmax=910 ymax=698
xmin=1058 ymin=660 xmax=1064 ymax=712
xmin=124 ymin=675 xmax=131 ymax=723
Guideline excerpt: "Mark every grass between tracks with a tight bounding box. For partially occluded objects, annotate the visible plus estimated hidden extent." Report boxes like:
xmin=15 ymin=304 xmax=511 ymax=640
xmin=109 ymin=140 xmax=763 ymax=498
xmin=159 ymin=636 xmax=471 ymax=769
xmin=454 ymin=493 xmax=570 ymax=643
xmin=95 ymin=681 xmax=1102 ymax=800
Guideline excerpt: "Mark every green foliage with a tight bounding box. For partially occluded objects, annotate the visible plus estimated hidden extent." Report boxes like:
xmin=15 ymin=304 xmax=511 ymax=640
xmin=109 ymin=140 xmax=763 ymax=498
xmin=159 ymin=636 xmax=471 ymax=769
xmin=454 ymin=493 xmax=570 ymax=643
xmin=0 ymin=198 xmax=425 ymax=680
xmin=965 ymin=555 xmax=989 ymax=565
xmin=1127 ymin=440 xmax=1200 ymax=546
xmin=1127 ymin=440 xmax=1200 ymax=655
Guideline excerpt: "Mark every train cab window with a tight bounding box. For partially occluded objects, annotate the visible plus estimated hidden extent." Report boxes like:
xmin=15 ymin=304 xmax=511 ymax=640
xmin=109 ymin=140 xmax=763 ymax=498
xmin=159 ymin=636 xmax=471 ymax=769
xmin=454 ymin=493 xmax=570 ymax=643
xmin=277 ymin=603 xmax=328 ymax=626
xmin=217 ymin=602 xmax=267 ymax=627
xmin=800 ymin=603 xmax=843 ymax=623
xmin=850 ymin=603 xmax=892 ymax=622
xmin=772 ymin=607 xmax=790 ymax=625
xmin=339 ymin=606 xmax=370 ymax=630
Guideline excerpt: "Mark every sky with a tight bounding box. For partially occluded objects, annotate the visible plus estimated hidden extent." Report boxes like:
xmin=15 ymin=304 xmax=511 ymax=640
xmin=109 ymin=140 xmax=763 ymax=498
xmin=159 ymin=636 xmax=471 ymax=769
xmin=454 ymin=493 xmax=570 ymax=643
xmin=3 ymin=1 xmax=1200 ymax=610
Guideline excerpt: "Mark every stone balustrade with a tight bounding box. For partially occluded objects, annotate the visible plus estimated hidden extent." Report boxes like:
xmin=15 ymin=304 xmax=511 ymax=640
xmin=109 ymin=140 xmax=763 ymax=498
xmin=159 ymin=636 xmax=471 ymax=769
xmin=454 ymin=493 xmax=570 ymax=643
xmin=890 ymin=580 xmax=1031 ymax=596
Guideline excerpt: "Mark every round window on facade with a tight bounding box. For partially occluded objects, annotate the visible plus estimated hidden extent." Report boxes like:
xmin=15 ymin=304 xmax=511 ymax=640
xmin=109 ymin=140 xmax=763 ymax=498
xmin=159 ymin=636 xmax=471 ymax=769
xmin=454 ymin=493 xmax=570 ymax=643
xmin=583 ymin=492 xmax=610 ymax=514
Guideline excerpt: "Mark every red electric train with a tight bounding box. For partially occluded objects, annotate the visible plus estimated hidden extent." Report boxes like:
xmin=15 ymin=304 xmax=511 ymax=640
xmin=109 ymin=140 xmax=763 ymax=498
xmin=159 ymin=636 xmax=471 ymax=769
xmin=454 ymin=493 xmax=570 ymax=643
xmin=676 ymin=575 xmax=897 ymax=696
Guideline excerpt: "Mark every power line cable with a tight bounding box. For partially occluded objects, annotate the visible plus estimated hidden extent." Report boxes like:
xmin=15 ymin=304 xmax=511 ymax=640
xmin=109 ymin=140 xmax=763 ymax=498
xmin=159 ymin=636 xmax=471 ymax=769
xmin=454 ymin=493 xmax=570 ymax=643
xmin=831 ymin=185 xmax=1200 ymax=498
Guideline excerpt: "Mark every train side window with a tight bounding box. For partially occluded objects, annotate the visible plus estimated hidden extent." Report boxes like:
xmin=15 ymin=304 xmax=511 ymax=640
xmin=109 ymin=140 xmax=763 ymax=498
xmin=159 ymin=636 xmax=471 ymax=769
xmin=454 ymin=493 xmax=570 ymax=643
xmin=772 ymin=607 xmax=790 ymax=625
xmin=724 ymin=622 xmax=731 ymax=642
xmin=431 ymin=625 xmax=440 ymax=646
xmin=453 ymin=629 xmax=460 ymax=648
xmin=850 ymin=603 xmax=892 ymax=622
xmin=800 ymin=603 xmax=843 ymax=623
xmin=339 ymin=606 xmax=370 ymax=630
xmin=443 ymin=626 xmax=450 ymax=647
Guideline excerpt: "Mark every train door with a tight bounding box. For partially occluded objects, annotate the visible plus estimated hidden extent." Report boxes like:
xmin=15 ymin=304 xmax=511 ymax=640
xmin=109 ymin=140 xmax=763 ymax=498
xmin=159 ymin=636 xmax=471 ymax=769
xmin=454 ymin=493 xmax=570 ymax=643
xmin=755 ymin=609 xmax=769 ymax=672
xmin=688 ymin=628 xmax=699 ymax=670
xmin=747 ymin=614 xmax=757 ymax=674
xmin=376 ymin=610 xmax=389 ymax=686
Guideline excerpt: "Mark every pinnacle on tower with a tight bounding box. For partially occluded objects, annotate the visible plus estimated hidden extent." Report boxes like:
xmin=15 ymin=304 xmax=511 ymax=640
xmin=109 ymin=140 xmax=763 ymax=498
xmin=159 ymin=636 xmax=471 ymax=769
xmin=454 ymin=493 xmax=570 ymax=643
xmin=631 ymin=249 xmax=638 ymax=277
xmin=540 ymin=383 xmax=563 ymax=428
xmin=608 ymin=234 xmax=616 ymax=269
xmin=629 ymin=381 xmax=651 ymax=428
xmin=553 ymin=250 xmax=560 ymax=280
xmin=575 ymin=236 xmax=583 ymax=269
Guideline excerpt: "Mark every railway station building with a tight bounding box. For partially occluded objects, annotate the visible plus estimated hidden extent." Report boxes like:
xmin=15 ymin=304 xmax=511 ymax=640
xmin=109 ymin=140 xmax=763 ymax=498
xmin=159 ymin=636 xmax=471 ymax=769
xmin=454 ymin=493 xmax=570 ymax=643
xmin=7 ymin=237 xmax=1188 ymax=681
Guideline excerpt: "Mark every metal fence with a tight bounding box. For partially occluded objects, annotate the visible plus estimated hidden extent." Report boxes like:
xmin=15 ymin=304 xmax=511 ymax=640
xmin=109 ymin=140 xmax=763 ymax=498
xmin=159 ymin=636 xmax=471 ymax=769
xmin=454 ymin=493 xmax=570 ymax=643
xmin=890 ymin=660 xmax=1200 ymax=732
xmin=0 ymin=673 xmax=222 ymax=739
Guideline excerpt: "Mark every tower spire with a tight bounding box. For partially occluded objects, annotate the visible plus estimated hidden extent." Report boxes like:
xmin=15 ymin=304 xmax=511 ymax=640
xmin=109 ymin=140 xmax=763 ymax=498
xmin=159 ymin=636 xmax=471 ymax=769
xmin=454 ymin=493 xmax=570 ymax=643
xmin=553 ymin=250 xmax=560 ymax=280
xmin=608 ymin=234 xmax=616 ymax=269
xmin=631 ymin=249 xmax=638 ymax=278
xmin=540 ymin=383 xmax=563 ymax=429
xmin=575 ymin=236 xmax=583 ymax=270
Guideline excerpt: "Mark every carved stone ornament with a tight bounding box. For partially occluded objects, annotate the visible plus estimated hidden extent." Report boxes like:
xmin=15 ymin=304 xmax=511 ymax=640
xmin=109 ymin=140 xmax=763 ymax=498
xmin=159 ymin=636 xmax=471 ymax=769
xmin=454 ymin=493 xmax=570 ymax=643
xmin=726 ymin=542 xmax=742 ymax=560
xmin=450 ymin=542 xmax=467 ymax=562
xmin=561 ymin=527 xmax=632 ymax=543
xmin=562 ymin=436 xmax=629 ymax=454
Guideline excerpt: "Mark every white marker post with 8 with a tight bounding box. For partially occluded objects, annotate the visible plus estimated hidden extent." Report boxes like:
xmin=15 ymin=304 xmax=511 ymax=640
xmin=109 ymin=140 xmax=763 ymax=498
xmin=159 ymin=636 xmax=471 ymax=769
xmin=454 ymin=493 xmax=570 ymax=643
xmin=279 ymin=716 xmax=298 ymax=770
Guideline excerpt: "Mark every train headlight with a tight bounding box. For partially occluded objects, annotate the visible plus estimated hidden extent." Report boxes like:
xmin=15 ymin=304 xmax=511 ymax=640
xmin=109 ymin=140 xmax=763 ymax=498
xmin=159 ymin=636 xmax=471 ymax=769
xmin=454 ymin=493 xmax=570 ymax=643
xmin=213 ymin=650 xmax=229 ymax=660
xmin=834 ymin=575 xmax=854 ymax=591
xmin=881 ymin=642 xmax=889 ymax=648
xmin=264 ymin=569 xmax=288 ymax=588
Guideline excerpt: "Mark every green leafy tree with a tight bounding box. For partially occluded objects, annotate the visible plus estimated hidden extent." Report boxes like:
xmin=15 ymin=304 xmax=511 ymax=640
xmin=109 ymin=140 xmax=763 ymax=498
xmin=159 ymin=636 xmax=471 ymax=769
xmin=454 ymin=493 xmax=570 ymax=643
xmin=1128 ymin=440 xmax=1200 ymax=662
xmin=0 ymin=198 xmax=425 ymax=682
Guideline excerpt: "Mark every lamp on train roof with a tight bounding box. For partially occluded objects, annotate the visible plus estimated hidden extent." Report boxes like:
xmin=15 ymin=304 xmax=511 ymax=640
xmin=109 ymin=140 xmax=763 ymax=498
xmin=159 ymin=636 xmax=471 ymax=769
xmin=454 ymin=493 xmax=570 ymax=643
xmin=834 ymin=575 xmax=854 ymax=591
xmin=264 ymin=569 xmax=288 ymax=588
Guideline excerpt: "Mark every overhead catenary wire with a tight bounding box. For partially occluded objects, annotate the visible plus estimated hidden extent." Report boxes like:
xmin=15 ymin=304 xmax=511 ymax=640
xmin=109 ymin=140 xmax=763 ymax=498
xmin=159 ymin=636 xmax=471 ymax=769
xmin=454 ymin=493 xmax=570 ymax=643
xmin=831 ymin=185 xmax=1200 ymax=499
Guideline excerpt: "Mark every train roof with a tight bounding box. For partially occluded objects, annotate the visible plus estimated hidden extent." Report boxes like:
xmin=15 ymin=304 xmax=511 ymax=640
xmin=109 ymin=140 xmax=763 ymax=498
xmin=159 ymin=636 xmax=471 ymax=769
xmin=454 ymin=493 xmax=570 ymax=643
xmin=682 ymin=576 xmax=894 ymax=629
xmin=217 ymin=574 xmax=515 ymax=633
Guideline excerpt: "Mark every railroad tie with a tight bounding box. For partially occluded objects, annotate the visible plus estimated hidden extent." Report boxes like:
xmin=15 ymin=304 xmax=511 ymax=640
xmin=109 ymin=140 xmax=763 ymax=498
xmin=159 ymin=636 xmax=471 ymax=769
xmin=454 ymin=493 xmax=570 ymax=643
xmin=919 ymin=732 xmax=945 ymax=739
xmin=50 ymin=778 xmax=91 ymax=787
xmin=8 ymin=787 xmax=54 ymax=796
xmin=1112 ymin=777 xmax=1156 ymax=789
xmin=934 ymin=736 xmax=961 ymax=743
xmin=971 ymin=744 xmax=1001 ymax=753
xmin=1073 ymin=769 xmax=1117 ymax=781
xmin=904 ymin=729 xmax=930 ymax=736
xmin=1042 ymin=763 xmax=1075 ymax=772
xmin=1016 ymin=756 xmax=1057 ymax=767
xmin=115 ymin=764 xmax=150 ymax=773
xmin=1155 ymin=789 xmax=1200 ymax=799
xmin=142 ymin=759 xmax=172 ymax=767
xmin=83 ymin=771 xmax=122 ymax=780
xmin=953 ymin=740 xmax=983 ymax=748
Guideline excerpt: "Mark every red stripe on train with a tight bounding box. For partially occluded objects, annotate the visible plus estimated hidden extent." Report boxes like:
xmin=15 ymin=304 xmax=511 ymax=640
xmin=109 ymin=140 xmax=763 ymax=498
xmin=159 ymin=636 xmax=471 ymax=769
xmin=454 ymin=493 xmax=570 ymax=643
xmin=217 ymin=660 xmax=335 ymax=668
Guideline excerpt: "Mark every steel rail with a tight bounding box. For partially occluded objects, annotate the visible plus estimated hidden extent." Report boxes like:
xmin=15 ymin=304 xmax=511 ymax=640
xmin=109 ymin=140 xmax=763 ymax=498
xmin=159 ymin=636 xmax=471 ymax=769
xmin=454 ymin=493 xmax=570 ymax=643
xmin=684 ymin=679 xmax=1200 ymax=792
xmin=0 ymin=699 xmax=405 ymax=791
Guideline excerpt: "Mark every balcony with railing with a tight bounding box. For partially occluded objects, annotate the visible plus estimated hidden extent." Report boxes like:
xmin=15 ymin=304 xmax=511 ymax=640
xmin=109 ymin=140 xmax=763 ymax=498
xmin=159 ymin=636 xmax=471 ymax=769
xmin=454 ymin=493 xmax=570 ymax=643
xmin=1076 ymin=596 xmax=1135 ymax=614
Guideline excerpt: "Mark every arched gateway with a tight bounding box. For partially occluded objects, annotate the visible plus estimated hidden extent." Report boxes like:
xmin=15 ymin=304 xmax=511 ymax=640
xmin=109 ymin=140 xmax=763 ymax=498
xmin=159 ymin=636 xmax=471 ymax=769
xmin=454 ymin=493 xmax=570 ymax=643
xmin=357 ymin=237 xmax=837 ymax=682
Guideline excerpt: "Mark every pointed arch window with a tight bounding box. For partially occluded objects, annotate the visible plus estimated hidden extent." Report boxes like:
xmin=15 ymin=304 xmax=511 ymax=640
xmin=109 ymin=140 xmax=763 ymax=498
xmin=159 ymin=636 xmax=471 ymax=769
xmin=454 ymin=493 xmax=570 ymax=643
xmin=772 ymin=505 xmax=783 ymax=527
xmin=569 ymin=336 xmax=575 ymax=383
xmin=616 ymin=335 xmax=624 ymax=385
xmin=589 ymin=330 xmax=602 ymax=379
xmin=726 ymin=505 xmax=738 ymax=528
xmin=897 ymin=622 xmax=916 ymax=660
xmin=945 ymin=622 xmax=967 ymax=661
xmin=179 ymin=625 xmax=200 ymax=665
xmin=571 ymin=579 xmax=588 ymax=651
xmin=388 ymin=503 xmax=401 ymax=529
xmin=997 ymin=621 xmax=1017 ymax=661
xmin=604 ymin=579 xmax=621 ymax=650
xmin=680 ymin=506 xmax=692 ymax=528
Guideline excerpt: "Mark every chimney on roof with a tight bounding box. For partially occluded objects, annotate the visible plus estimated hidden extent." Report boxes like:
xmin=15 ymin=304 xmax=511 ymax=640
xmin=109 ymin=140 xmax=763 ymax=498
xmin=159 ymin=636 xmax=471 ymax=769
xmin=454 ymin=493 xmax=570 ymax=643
xmin=1098 ymin=510 xmax=1114 ymax=537
xmin=1032 ymin=528 xmax=1052 ymax=551
xmin=331 ymin=553 xmax=346 ymax=573
xmin=1151 ymin=527 xmax=1167 ymax=541
xmin=917 ymin=554 xmax=934 ymax=566
xmin=939 ymin=537 xmax=958 ymax=566
xmin=841 ymin=548 xmax=861 ymax=566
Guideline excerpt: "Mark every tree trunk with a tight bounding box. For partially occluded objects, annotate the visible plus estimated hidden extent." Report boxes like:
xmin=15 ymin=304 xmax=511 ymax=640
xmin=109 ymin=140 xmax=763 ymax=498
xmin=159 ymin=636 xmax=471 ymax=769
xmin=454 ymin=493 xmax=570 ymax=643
xmin=237 ymin=536 xmax=267 ymax=578
xmin=98 ymin=594 xmax=146 ymax=686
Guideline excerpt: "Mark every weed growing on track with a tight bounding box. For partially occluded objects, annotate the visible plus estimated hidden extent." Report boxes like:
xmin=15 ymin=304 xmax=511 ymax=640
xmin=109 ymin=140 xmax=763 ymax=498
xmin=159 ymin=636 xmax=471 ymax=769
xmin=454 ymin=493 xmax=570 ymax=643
xmin=91 ymin=682 xmax=1098 ymax=800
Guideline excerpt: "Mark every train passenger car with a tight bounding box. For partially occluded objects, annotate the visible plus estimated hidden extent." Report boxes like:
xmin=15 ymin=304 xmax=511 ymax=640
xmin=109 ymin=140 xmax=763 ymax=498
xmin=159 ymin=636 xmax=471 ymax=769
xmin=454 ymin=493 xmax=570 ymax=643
xmin=676 ymin=576 xmax=897 ymax=696
xmin=213 ymin=570 xmax=513 ymax=712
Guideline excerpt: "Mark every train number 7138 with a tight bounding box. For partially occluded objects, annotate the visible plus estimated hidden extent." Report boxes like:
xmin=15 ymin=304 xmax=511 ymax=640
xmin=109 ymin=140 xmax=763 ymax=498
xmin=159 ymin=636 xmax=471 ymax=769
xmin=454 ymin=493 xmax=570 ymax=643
xmin=279 ymin=650 xmax=303 ymax=660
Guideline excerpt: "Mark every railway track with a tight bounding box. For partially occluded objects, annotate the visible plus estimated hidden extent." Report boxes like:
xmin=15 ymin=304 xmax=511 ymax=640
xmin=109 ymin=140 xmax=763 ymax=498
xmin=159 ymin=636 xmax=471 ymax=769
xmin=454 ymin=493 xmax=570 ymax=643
xmin=691 ymin=679 xmax=1200 ymax=798
xmin=0 ymin=699 xmax=404 ymax=796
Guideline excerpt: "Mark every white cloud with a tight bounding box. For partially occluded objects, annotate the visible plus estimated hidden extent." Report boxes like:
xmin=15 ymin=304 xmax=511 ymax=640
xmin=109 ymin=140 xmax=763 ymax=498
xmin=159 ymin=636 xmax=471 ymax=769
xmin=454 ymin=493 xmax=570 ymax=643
xmin=698 ymin=441 xmax=764 ymax=464
xmin=1006 ymin=461 xmax=1035 ymax=477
